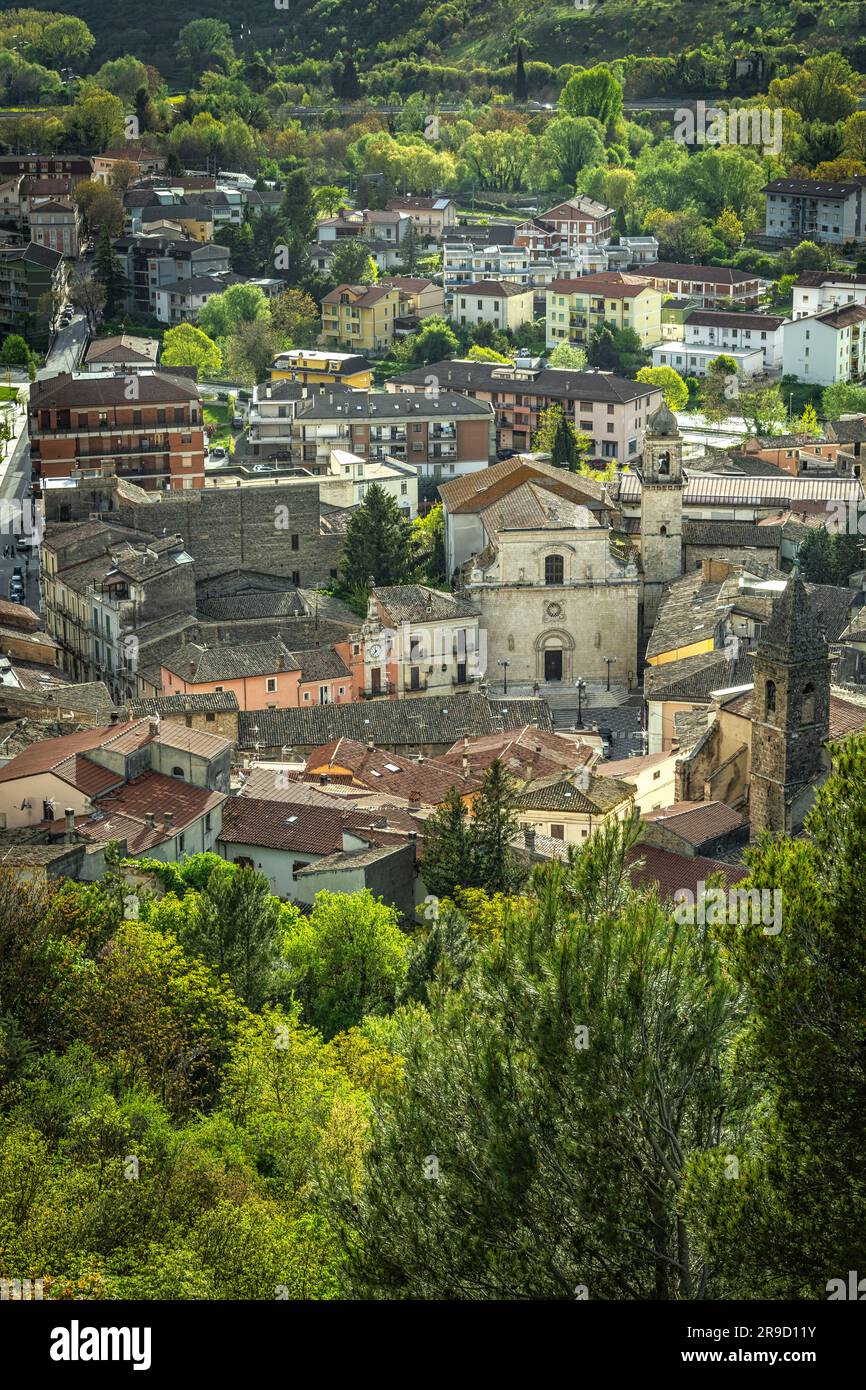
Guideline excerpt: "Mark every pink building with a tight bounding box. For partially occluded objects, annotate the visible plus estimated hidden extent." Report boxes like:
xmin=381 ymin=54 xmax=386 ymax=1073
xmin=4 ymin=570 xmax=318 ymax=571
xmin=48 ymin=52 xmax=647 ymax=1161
xmin=161 ymin=637 xmax=355 ymax=711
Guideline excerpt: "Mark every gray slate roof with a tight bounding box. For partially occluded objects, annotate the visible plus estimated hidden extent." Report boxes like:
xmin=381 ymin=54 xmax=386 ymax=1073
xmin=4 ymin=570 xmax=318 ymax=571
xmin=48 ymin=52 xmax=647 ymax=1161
xmin=237 ymin=694 xmax=554 ymax=750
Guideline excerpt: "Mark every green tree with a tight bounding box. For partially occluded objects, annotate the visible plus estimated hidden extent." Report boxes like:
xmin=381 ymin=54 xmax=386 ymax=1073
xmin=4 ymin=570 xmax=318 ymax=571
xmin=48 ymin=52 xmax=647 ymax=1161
xmin=404 ymin=315 xmax=459 ymax=366
xmin=420 ymin=786 xmax=478 ymax=901
xmin=769 ymin=52 xmax=860 ymax=124
xmin=270 ymin=288 xmax=319 ymax=347
xmin=176 ymin=19 xmax=235 ymax=76
xmin=541 ymin=116 xmax=605 ymax=188
xmin=515 ymin=44 xmax=528 ymax=104
xmin=198 ymin=283 xmax=269 ymax=340
xmin=332 ymin=817 xmax=738 ymax=1299
xmin=685 ymin=735 xmax=866 ymax=1298
xmin=179 ymin=865 xmax=282 ymax=1011
xmin=636 ymin=365 xmax=689 ymax=411
xmin=161 ymin=323 xmax=222 ymax=376
xmin=411 ymin=502 xmax=446 ymax=584
xmin=339 ymin=481 xmax=415 ymax=589
xmin=559 ymin=64 xmax=623 ymax=135
xmin=587 ymin=323 xmax=647 ymax=375
xmin=548 ymin=342 xmax=587 ymax=370
xmin=282 ymin=891 xmax=409 ymax=1039
xmin=822 ymin=382 xmax=866 ymax=418
xmin=471 ymin=760 xmax=525 ymax=895
xmin=0 ymin=334 xmax=34 ymax=368
xmin=35 ymin=16 xmax=95 ymax=70
xmin=91 ymin=227 xmax=127 ymax=315
xmin=329 ymin=238 xmax=378 ymax=286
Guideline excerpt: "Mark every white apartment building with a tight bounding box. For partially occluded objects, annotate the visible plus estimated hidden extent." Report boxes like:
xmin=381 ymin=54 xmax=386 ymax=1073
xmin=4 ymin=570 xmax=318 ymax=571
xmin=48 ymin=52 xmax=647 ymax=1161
xmin=652 ymin=341 xmax=765 ymax=378
xmin=782 ymin=305 xmax=866 ymax=385
xmin=792 ymin=271 xmax=866 ymax=320
xmin=682 ymin=310 xmax=788 ymax=370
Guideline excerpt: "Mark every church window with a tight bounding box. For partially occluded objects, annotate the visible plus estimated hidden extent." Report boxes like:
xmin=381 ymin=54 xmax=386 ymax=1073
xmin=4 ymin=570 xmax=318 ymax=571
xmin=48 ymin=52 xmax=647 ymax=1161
xmin=544 ymin=554 xmax=564 ymax=585
xmin=657 ymin=451 xmax=670 ymax=476
xmin=802 ymin=683 xmax=815 ymax=723
xmin=766 ymin=680 xmax=777 ymax=715
xmin=659 ymin=525 xmax=667 ymax=536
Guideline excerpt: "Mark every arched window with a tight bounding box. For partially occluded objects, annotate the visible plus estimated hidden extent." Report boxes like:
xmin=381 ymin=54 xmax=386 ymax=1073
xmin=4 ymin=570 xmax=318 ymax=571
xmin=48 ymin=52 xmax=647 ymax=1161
xmin=802 ymin=682 xmax=815 ymax=723
xmin=171 ymin=765 xmax=185 ymax=779
xmin=659 ymin=524 xmax=667 ymax=536
xmin=657 ymin=451 xmax=670 ymax=476
xmin=544 ymin=553 xmax=564 ymax=585
xmin=765 ymin=680 xmax=776 ymax=716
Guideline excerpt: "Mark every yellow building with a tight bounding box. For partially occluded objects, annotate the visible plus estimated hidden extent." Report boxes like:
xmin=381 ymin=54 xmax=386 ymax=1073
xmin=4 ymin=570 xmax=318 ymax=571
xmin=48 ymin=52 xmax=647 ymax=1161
xmin=270 ymin=348 xmax=373 ymax=389
xmin=546 ymin=273 xmax=662 ymax=350
xmin=319 ymin=282 xmax=405 ymax=353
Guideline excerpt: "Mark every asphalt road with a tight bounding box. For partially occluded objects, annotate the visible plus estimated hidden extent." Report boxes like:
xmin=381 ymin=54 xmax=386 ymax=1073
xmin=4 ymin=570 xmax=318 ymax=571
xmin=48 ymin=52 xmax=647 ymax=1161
xmin=38 ymin=310 xmax=87 ymax=379
xmin=0 ymin=399 xmax=40 ymax=615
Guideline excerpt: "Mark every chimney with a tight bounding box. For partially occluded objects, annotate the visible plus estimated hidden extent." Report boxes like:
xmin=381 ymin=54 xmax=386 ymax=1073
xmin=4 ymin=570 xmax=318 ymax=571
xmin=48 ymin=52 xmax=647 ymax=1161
xmin=64 ymin=808 xmax=76 ymax=844
xmin=462 ymin=753 xmax=469 ymax=774
xmin=145 ymin=812 xmax=156 ymax=829
xmin=165 ymin=812 xmax=174 ymax=828
xmin=523 ymin=826 xmax=536 ymax=851
xmin=110 ymin=711 xmax=119 ymax=725
xmin=149 ymin=717 xmax=160 ymax=737
xmin=319 ymin=773 xmax=329 ymax=785
xmin=702 ymin=557 xmax=733 ymax=583
xmin=367 ymin=738 xmax=374 ymax=751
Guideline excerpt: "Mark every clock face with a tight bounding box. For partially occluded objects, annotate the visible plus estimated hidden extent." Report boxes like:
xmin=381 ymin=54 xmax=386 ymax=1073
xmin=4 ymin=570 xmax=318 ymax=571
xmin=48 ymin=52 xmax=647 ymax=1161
xmin=368 ymin=644 xmax=381 ymax=660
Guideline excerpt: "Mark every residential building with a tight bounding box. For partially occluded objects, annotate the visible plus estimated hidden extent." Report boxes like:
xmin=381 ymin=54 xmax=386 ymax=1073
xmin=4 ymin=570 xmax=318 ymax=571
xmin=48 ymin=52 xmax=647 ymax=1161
xmin=443 ymin=240 xmax=533 ymax=296
xmin=0 ymin=242 xmax=66 ymax=344
xmin=545 ymin=273 xmax=663 ymax=349
xmin=792 ymin=271 xmax=866 ymax=319
xmin=153 ymin=271 xmax=241 ymax=325
xmin=316 ymin=207 xmax=411 ymax=245
xmin=40 ymin=521 xmax=197 ymax=699
xmin=314 ymin=449 xmax=419 ymax=517
xmin=92 ymin=147 xmax=167 ymax=185
xmin=29 ymin=371 xmax=206 ymax=491
xmin=83 ymin=335 xmax=160 ymax=373
xmin=453 ymin=280 xmax=536 ymax=332
xmin=303 ymin=738 xmax=478 ymax=806
xmin=652 ymin=341 xmax=765 ymax=378
xmin=763 ymin=176 xmax=866 ymax=246
xmin=0 ymin=716 xmax=229 ymax=864
xmin=513 ymin=196 xmax=614 ymax=258
xmin=113 ymin=234 xmax=230 ymax=316
xmin=29 ymin=198 xmax=80 ymax=258
xmin=0 ymin=155 xmax=92 ymax=183
xmin=128 ymin=690 xmax=240 ymax=742
xmin=270 ymin=349 xmax=373 ymax=390
xmin=140 ymin=202 xmax=214 ymax=242
xmin=320 ymin=281 xmax=405 ymax=352
xmin=378 ymin=276 xmax=445 ymax=322
xmin=293 ymin=388 xmax=494 ymax=482
xmin=638 ymin=262 xmax=760 ymax=307
xmin=356 ymin=584 xmax=482 ymax=697
xmin=512 ymin=768 xmax=635 ymax=843
xmin=388 ymin=358 xmax=662 ymax=463
xmin=781 ymin=305 xmax=866 ymax=385
xmin=386 ymin=195 xmax=457 ymax=240
xmin=680 ymin=309 xmax=788 ymax=369
xmin=161 ymin=637 xmax=354 ymax=710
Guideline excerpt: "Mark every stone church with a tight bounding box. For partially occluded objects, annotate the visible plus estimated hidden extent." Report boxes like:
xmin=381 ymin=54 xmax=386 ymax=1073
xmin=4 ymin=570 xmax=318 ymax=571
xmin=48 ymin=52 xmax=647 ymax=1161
xmin=457 ymin=403 xmax=686 ymax=690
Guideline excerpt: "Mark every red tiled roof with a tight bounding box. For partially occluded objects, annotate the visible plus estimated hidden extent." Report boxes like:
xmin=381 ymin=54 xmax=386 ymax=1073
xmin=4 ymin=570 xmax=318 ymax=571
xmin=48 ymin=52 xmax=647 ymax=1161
xmin=51 ymin=754 xmax=122 ymax=797
xmin=305 ymin=737 xmax=475 ymax=805
xmin=50 ymin=771 xmax=223 ymax=853
xmin=0 ymin=720 xmax=145 ymax=783
xmin=643 ymin=800 xmax=747 ymax=845
xmin=627 ymin=843 xmax=748 ymax=897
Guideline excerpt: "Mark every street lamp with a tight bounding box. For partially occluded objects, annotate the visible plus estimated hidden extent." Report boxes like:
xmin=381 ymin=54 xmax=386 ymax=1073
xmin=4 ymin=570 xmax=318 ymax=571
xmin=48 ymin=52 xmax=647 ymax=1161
xmin=603 ymin=656 xmax=617 ymax=692
xmin=574 ymin=677 xmax=586 ymax=726
xmin=498 ymin=658 xmax=510 ymax=695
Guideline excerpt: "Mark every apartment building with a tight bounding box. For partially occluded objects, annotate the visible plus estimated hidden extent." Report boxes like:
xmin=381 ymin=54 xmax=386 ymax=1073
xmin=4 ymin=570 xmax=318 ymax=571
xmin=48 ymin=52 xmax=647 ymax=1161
xmin=389 ymin=358 xmax=662 ymax=463
xmin=453 ymin=280 xmax=536 ymax=331
xmin=781 ymin=305 xmax=866 ymax=385
xmin=29 ymin=198 xmax=81 ymax=258
xmin=270 ymin=349 xmax=373 ymax=389
xmin=319 ymin=281 xmax=407 ymax=352
xmin=40 ymin=522 xmax=197 ymax=700
xmin=0 ymin=241 xmax=66 ymax=344
xmin=680 ymin=309 xmax=787 ymax=369
xmin=652 ymin=341 xmax=764 ymax=378
xmin=763 ymin=177 xmax=866 ymax=246
xmin=29 ymin=372 xmax=206 ymax=492
xmin=443 ymin=240 xmax=532 ymax=296
xmin=359 ymin=584 xmax=482 ymax=698
xmin=140 ymin=202 xmax=214 ymax=242
xmin=83 ymin=334 xmax=160 ymax=373
xmin=293 ymin=389 xmax=494 ymax=481
xmin=514 ymin=196 xmax=614 ymax=258
xmin=378 ymin=276 xmax=445 ymax=322
xmin=546 ymin=273 xmax=663 ymax=349
xmin=92 ymin=147 xmax=167 ymax=185
xmin=161 ymin=637 xmax=354 ymax=710
xmin=316 ymin=207 xmax=411 ymax=245
xmin=318 ymin=449 xmax=419 ymax=517
xmin=638 ymin=262 xmax=760 ymax=307
xmin=153 ymin=272 xmax=241 ymax=325
xmin=792 ymin=271 xmax=866 ymax=319
xmin=0 ymin=155 xmax=91 ymax=184
xmin=386 ymin=195 xmax=457 ymax=240
xmin=113 ymin=234 xmax=230 ymax=316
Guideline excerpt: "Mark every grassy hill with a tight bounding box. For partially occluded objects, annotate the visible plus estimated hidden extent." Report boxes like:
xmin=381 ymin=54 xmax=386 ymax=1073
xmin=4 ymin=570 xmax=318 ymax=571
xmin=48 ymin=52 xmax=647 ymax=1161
xmin=20 ymin=0 xmax=866 ymax=74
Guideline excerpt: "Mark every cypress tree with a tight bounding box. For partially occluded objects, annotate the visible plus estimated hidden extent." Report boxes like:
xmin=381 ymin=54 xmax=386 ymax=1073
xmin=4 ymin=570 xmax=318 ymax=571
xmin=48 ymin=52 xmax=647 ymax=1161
xmin=515 ymin=44 xmax=528 ymax=103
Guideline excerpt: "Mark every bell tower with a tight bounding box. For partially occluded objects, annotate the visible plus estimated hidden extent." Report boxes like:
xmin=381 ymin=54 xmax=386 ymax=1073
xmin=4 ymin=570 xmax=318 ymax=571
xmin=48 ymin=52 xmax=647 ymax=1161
xmin=640 ymin=401 xmax=684 ymax=631
xmin=750 ymin=576 xmax=830 ymax=836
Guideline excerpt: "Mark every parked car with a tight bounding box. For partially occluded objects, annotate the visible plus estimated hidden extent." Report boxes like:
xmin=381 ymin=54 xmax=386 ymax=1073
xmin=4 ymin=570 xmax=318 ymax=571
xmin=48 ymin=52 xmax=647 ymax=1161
xmin=14 ymin=534 xmax=35 ymax=550
xmin=232 ymin=413 xmax=244 ymax=429
xmin=252 ymin=463 xmax=275 ymax=473
xmin=209 ymin=446 xmax=227 ymax=460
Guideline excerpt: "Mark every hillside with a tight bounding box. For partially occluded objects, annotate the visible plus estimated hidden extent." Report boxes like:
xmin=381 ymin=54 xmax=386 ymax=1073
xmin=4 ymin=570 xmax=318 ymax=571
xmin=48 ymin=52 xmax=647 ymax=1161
xmin=20 ymin=0 xmax=866 ymax=74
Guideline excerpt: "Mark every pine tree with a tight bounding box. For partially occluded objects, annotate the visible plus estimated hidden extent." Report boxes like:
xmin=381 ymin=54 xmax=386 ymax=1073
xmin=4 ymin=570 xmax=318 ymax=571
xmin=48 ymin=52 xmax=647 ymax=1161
xmin=551 ymin=409 xmax=579 ymax=470
xmin=341 ymin=55 xmax=362 ymax=101
xmin=420 ymin=787 xmax=479 ymax=901
xmin=92 ymin=228 xmax=127 ymax=316
xmin=471 ymin=760 xmax=525 ymax=894
xmin=339 ymin=482 xmax=414 ymax=590
xmin=515 ymin=44 xmax=528 ymax=103
xmin=397 ymin=220 xmax=419 ymax=275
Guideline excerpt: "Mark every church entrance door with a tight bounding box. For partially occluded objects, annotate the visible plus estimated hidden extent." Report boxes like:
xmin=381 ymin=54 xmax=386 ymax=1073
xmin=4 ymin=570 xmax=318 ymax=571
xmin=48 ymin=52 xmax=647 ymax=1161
xmin=544 ymin=649 xmax=563 ymax=681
